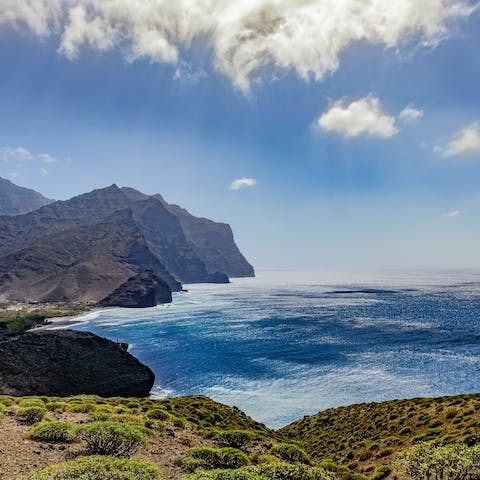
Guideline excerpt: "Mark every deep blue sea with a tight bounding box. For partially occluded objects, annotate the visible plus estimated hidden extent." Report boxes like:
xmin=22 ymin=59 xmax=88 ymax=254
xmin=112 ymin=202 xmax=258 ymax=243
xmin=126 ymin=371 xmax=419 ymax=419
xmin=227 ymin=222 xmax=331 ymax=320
xmin=63 ymin=269 xmax=480 ymax=428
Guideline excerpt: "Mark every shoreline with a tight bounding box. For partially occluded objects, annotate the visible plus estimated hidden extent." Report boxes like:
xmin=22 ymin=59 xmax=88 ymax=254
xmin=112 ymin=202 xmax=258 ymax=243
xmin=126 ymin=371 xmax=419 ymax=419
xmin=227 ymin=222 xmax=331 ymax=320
xmin=34 ymin=307 xmax=104 ymax=330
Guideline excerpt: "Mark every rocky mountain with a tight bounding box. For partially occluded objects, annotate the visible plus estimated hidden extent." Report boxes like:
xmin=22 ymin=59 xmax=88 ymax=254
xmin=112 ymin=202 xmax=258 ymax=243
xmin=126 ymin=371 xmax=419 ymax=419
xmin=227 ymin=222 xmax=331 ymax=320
xmin=0 ymin=176 xmax=53 ymax=215
xmin=0 ymin=184 xmax=254 ymax=304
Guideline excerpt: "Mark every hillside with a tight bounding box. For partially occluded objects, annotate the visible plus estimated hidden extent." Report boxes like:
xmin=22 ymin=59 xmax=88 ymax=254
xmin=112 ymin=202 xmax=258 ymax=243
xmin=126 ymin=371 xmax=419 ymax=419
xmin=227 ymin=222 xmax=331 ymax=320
xmin=279 ymin=393 xmax=480 ymax=476
xmin=0 ymin=177 xmax=53 ymax=216
xmin=0 ymin=184 xmax=254 ymax=304
xmin=0 ymin=393 xmax=479 ymax=480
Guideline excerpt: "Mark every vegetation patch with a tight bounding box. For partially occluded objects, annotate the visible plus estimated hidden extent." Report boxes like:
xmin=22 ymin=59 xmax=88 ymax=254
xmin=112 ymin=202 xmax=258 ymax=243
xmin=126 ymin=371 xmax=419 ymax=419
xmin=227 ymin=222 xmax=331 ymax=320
xmin=278 ymin=393 xmax=480 ymax=475
xmin=27 ymin=420 xmax=75 ymax=443
xmin=395 ymin=442 xmax=480 ymax=479
xmin=187 ymin=447 xmax=250 ymax=469
xmin=22 ymin=455 xmax=163 ymax=480
xmin=75 ymin=421 xmax=150 ymax=457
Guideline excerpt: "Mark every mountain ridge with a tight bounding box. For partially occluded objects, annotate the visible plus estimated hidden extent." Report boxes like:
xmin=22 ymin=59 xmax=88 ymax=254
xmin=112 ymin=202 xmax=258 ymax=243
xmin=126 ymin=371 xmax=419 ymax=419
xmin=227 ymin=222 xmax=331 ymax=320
xmin=0 ymin=182 xmax=254 ymax=304
xmin=0 ymin=176 xmax=53 ymax=216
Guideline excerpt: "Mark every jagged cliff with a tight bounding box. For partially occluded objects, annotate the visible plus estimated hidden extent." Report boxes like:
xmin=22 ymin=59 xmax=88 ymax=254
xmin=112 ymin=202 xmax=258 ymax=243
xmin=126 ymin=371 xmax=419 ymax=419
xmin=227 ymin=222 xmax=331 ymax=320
xmin=0 ymin=183 xmax=254 ymax=304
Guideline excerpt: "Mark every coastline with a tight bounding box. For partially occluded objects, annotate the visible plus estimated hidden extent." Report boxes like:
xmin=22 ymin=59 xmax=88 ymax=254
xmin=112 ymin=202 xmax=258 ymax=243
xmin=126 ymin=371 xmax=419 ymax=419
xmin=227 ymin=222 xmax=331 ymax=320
xmin=34 ymin=307 xmax=105 ymax=330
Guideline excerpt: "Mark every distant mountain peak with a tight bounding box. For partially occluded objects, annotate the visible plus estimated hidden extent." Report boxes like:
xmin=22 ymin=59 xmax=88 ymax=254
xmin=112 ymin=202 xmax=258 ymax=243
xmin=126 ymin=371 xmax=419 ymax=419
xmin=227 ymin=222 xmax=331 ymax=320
xmin=0 ymin=176 xmax=53 ymax=216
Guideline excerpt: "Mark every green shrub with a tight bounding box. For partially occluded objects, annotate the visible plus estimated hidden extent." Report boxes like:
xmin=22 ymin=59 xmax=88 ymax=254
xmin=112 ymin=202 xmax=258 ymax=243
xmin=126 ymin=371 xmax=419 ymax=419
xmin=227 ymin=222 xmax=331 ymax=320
xmin=187 ymin=447 xmax=250 ymax=469
xmin=396 ymin=443 xmax=480 ymax=480
xmin=75 ymin=421 xmax=149 ymax=457
xmin=67 ymin=403 xmax=94 ymax=413
xmin=147 ymin=408 xmax=171 ymax=421
xmin=19 ymin=398 xmax=45 ymax=408
xmin=185 ymin=469 xmax=264 ymax=480
xmin=252 ymin=463 xmax=331 ymax=480
xmin=369 ymin=465 xmax=391 ymax=480
xmin=16 ymin=406 xmax=46 ymax=424
xmin=46 ymin=401 xmax=66 ymax=413
xmin=22 ymin=455 xmax=162 ymax=480
xmin=218 ymin=430 xmax=256 ymax=449
xmin=27 ymin=421 xmax=75 ymax=443
xmin=270 ymin=444 xmax=311 ymax=465
xmin=183 ymin=457 xmax=208 ymax=472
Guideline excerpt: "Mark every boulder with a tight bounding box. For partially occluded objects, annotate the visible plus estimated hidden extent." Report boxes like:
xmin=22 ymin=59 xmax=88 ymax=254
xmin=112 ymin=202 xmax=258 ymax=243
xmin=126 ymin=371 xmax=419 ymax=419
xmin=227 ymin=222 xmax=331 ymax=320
xmin=0 ymin=330 xmax=155 ymax=397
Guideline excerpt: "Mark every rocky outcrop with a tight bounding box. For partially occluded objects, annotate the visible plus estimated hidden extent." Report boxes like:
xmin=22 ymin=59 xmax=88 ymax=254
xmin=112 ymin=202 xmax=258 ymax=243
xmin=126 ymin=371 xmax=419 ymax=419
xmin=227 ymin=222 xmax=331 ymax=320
xmin=0 ymin=176 xmax=53 ymax=216
xmin=0 ymin=330 xmax=155 ymax=396
xmin=100 ymin=270 xmax=172 ymax=308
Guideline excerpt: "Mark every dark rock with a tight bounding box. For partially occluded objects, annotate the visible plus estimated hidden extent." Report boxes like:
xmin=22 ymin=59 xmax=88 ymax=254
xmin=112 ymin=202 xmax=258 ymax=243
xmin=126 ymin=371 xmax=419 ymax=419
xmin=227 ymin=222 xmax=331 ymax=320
xmin=204 ymin=272 xmax=230 ymax=284
xmin=0 ymin=330 xmax=155 ymax=396
xmin=99 ymin=269 xmax=172 ymax=308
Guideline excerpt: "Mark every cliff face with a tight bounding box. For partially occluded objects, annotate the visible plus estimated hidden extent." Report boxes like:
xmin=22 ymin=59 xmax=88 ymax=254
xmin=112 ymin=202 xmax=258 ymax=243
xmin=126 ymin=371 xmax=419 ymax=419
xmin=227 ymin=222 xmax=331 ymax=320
xmin=0 ymin=176 xmax=53 ymax=216
xmin=124 ymin=189 xmax=254 ymax=278
xmin=0 ymin=330 xmax=155 ymax=396
xmin=0 ymin=183 xmax=254 ymax=304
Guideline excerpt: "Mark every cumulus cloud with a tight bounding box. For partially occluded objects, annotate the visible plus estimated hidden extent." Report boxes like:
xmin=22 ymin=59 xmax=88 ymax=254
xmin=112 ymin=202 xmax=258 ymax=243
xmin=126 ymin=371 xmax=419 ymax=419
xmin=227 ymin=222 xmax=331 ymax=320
xmin=230 ymin=177 xmax=257 ymax=190
xmin=399 ymin=105 xmax=424 ymax=122
xmin=317 ymin=96 xmax=398 ymax=138
xmin=0 ymin=0 xmax=62 ymax=37
xmin=0 ymin=0 xmax=478 ymax=91
xmin=443 ymin=209 xmax=460 ymax=217
xmin=436 ymin=122 xmax=480 ymax=157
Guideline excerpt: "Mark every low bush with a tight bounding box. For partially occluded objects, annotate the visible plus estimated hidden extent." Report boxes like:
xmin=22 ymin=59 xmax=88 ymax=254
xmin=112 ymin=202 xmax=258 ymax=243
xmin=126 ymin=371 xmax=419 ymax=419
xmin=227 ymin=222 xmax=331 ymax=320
xmin=22 ymin=455 xmax=162 ymax=480
xmin=270 ymin=444 xmax=311 ymax=465
xmin=16 ymin=406 xmax=46 ymax=425
xmin=218 ymin=430 xmax=257 ymax=449
xmin=187 ymin=447 xmax=250 ymax=469
xmin=27 ymin=420 xmax=75 ymax=443
xmin=75 ymin=421 xmax=150 ymax=457
xmin=147 ymin=408 xmax=171 ymax=421
xmin=396 ymin=442 xmax=480 ymax=480
xmin=185 ymin=469 xmax=264 ymax=480
xmin=185 ymin=463 xmax=344 ymax=480
xmin=369 ymin=465 xmax=391 ymax=480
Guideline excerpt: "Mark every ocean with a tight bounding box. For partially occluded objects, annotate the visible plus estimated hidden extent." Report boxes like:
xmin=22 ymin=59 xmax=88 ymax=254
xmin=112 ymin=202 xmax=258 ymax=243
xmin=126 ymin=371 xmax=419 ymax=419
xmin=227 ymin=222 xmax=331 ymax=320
xmin=65 ymin=269 xmax=480 ymax=429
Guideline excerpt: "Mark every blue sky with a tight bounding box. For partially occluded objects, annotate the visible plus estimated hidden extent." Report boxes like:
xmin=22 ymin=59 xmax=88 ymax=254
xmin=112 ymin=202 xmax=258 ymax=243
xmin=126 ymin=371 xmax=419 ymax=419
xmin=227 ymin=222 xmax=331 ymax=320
xmin=0 ymin=1 xmax=479 ymax=270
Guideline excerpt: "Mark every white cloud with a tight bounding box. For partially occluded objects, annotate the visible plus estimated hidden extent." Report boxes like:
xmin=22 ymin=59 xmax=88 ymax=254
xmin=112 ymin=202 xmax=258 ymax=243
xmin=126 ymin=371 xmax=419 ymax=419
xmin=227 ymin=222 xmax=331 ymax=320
xmin=0 ymin=146 xmax=33 ymax=161
xmin=317 ymin=96 xmax=398 ymax=138
xmin=38 ymin=152 xmax=57 ymax=163
xmin=436 ymin=122 xmax=480 ymax=157
xmin=0 ymin=0 xmax=478 ymax=91
xmin=40 ymin=168 xmax=48 ymax=176
xmin=443 ymin=209 xmax=460 ymax=217
xmin=230 ymin=177 xmax=257 ymax=190
xmin=0 ymin=146 xmax=59 ymax=167
xmin=0 ymin=0 xmax=62 ymax=36
xmin=399 ymin=105 xmax=424 ymax=122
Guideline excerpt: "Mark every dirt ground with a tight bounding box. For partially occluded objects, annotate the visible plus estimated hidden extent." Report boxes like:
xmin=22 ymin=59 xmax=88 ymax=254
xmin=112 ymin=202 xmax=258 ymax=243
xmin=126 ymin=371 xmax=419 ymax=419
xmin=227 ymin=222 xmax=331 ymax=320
xmin=0 ymin=413 xmax=210 ymax=480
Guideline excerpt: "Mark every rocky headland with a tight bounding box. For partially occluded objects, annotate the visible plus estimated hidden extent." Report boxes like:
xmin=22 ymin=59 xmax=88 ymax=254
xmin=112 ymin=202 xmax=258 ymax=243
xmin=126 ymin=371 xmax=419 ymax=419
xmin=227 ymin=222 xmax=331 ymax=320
xmin=0 ymin=329 xmax=154 ymax=397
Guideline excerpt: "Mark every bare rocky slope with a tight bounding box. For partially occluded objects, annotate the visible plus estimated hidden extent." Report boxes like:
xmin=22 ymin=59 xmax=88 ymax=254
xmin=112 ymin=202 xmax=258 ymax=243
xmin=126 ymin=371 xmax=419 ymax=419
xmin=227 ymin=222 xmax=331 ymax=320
xmin=0 ymin=176 xmax=53 ymax=216
xmin=0 ymin=183 xmax=254 ymax=304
